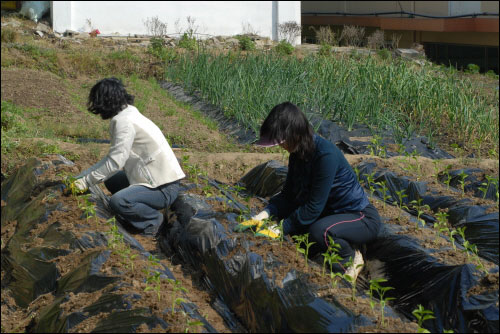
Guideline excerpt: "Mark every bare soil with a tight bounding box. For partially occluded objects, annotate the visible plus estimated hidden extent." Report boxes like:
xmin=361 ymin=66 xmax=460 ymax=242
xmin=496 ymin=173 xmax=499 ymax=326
xmin=1 ymin=15 xmax=498 ymax=333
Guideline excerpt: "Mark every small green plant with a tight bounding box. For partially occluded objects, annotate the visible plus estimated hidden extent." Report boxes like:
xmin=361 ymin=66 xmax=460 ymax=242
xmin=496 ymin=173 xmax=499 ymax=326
xmin=412 ymin=304 xmax=435 ymax=333
xmin=144 ymin=271 xmax=162 ymax=301
xmin=465 ymin=63 xmax=480 ymax=74
xmin=178 ymin=33 xmax=197 ymax=51
xmin=236 ymin=35 xmax=256 ymax=51
xmin=342 ymin=257 xmax=363 ymax=302
xmin=291 ymin=233 xmax=315 ymax=270
xmin=142 ymin=254 xmax=163 ymax=301
xmin=457 ymin=170 xmax=468 ymax=197
xmin=184 ymin=317 xmax=203 ymax=333
xmin=368 ymin=278 xmax=395 ymax=328
xmin=479 ymin=175 xmax=499 ymax=201
xmin=364 ymin=171 xmax=378 ymax=197
xmin=278 ymin=219 xmax=285 ymax=248
xmin=318 ymin=43 xmax=332 ymax=56
xmin=368 ymin=135 xmax=387 ymax=158
xmin=83 ymin=198 xmax=97 ymax=222
xmin=394 ymin=189 xmax=408 ymax=221
xmin=169 ymin=279 xmax=188 ymax=314
xmin=442 ymin=165 xmax=453 ymax=190
xmin=431 ymin=159 xmax=442 ymax=180
xmin=377 ymin=48 xmax=391 ymax=60
xmin=376 ymin=181 xmax=390 ymax=210
xmin=433 ymin=211 xmax=450 ymax=244
xmin=274 ymin=40 xmax=294 ymax=55
xmin=322 ymin=236 xmax=342 ymax=277
xmin=410 ymin=198 xmax=430 ymax=229
xmin=455 ymin=227 xmax=488 ymax=275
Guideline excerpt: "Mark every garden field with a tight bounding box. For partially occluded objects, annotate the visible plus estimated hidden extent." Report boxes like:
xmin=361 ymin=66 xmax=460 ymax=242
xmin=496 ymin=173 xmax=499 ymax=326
xmin=1 ymin=14 xmax=498 ymax=333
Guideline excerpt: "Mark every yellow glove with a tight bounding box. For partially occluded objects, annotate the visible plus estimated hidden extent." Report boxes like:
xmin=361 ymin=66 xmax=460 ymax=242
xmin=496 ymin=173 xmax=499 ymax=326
xmin=233 ymin=210 xmax=270 ymax=232
xmin=255 ymin=225 xmax=281 ymax=239
xmin=234 ymin=219 xmax=264 ymax=232
xmin=69 ymin=178 xmax=88 ymax=195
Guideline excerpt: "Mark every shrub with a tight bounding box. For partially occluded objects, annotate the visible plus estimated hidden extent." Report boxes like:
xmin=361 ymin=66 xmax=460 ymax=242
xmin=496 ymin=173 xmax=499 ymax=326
xmin=1 ymin=101 xmax=28 ymax=134
xmin=486 ymin=70 xmax=499 ymax=79
xmin=319 ymin=43 xmax=332 ymax=56
xmin=178 ymin=33 xmax=197 ymax=50
xmin=390 ymin=33 xmax=402 ymax=50
xmin=236 ymin=35 xmax=256 ymax=51
xmin=313 ymin=26 xmax=336 ymax=46
xmin=1 ymin=27 xmax=18 ymax=43
xmin=274 ymin=40 xmax=294 ymax=55
xmin=465 ymin=63 xmax=480 ymax=74
xmin=377 ymin=48 xmax=392 ymax=60
xmin=367 ymin=30 xmax=385 ymax=50
xmin=278 ymin=21 xmax=302 ymax=45
xmin=143 ymin=16 xmax=168 ymax=38
xmin=340 ymin=25 xmax=365 ymax=47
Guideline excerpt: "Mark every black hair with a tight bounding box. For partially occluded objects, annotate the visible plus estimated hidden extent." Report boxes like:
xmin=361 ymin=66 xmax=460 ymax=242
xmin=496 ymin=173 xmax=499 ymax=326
xmin=87 ymin=77 xmax=134 ymax=119
xmin=260 ymin=102 xmax=315 ymax=159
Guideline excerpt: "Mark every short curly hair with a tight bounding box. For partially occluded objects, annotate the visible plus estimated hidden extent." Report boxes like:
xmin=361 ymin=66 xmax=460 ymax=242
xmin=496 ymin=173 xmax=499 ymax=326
xmin=87 ymin=77 xmax=134 ymax=119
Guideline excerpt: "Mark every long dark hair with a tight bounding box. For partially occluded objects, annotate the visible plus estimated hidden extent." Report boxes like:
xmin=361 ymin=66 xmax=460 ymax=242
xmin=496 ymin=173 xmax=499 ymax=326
xmin=260 ymin=102 xmax=315 ymax=159
xmin=87 ymin=78 xmax=134 ymax=119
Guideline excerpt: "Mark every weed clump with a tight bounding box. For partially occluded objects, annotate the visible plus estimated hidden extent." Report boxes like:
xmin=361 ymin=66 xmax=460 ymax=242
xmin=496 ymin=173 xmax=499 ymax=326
xmin=236 ymin=35 xmax=256 ymax=51
xmin=274 ymin=40 xmax=294 ymax=55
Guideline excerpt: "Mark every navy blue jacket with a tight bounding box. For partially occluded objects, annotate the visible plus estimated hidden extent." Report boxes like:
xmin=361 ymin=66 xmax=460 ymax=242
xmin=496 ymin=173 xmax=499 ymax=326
xmin=266 ymin=135 xmax=369 ymax=234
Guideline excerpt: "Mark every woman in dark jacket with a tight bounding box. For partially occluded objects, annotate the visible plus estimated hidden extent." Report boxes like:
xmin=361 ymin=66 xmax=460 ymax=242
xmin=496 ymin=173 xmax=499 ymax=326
xmin=240 ymin=102 xmax=381 ymax=280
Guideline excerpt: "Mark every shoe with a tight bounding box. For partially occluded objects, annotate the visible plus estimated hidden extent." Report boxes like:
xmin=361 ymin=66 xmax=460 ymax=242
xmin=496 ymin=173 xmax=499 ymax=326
xmin=345 ymin=249 xmax=364 ymax=282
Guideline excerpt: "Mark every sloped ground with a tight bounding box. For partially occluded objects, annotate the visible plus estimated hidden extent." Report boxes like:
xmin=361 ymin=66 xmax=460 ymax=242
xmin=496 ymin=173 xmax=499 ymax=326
xmin=2 ymin=14 xmax=498 ymax=333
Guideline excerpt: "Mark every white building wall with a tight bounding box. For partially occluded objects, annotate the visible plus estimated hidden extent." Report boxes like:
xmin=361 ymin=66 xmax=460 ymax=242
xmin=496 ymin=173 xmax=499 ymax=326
xmin=51 ymin=1 xmax=301 ymax=44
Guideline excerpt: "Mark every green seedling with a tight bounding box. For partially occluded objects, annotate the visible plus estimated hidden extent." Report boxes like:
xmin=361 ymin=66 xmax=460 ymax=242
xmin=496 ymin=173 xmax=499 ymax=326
xmin=368 ymin=135 xmax=387 ymax=158
xmin=278 ymin=219 xmax=285 ymax=248
xmin=456 ymin=228 xmax=487 ymax=274
xmin=457 ymin=170 xmax=468 ymax=197
xmin=144 ymin=270 xmax=162 ymax=301
xmin=368 ymin=278 xmax=395 ymax=327
xmin=479 ymin=175 xmax=499 ymax=201
xmin=106 ymin=217 xmax=125 ymax=251
xmin=393 ymin=189 xmax=408 ymax=221
xmin=329 ymin=271 xmax=344 ymax=289
xmin=410 ymin=198 xmax=430 ymax=229
xmin=169 ymin=278 xmax=188 ymax=314
xmin=433 ymin=211 xmax=450 ymax=244
xmin=449 ymin=228 xmax=458 ymax=251
xmin=431 ymin=159 xmax=442 ymax=180
xmin=442 ymin=165 xmax=453 ymax=189
xmin=184 ymin=318 xmax=203 ymax=333
xmin=379 ymin=180 xmax=391 ymax=210
xmin=364 ymin=172 xmax=377 ymax=197
xmin=119 ymin=245 xmax=138 ymax=270
xmin=291 ymin=234 xmax=304 ymax=261
xmin=342 ymin=257 xmax=363 ymax=302
xmin=321 ymin=237 xmax=342 ymax=277
xmin=411 ymin=154 xmax=423 ymax=181
xmin=412 ymin=304 xmax=435 ymax=333
xmin=291 ymin=233 xmax=315 ymax=270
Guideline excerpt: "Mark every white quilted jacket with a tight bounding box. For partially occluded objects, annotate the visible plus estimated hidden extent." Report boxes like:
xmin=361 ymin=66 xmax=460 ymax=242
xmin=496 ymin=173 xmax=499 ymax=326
xmin=79 ymin=105 xmax=185 ymax=188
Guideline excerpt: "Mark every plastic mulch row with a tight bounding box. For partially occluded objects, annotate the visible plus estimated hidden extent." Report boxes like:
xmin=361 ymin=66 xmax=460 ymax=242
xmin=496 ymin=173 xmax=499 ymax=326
xmin=0 ymin=156 xmax=216 ymax=333
xmin=235 ymin=160 xmax=499 ymax=333
xmin=355 ymin=161 xmax=499 ymax=265
xmin=160 ymin=176 xmax=436 ymax=332
xmin=159 ymin=80 xmax=455 ymax=160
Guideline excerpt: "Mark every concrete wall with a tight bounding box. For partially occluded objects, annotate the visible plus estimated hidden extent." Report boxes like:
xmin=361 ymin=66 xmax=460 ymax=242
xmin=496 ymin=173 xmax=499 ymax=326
xmin=51 ymin=1 xmax=301 ymax=44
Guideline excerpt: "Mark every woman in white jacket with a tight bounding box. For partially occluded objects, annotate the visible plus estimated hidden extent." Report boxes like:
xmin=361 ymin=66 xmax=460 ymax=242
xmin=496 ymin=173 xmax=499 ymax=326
xmin=71 ymin=78 xmax=185 ymax=235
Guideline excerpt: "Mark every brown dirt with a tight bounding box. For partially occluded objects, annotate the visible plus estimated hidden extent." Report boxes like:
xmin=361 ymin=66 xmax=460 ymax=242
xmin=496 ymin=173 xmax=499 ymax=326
xmin=1 ymin=157 xmax=231 ymax=333
xmin=2 ymin=15 xmax=498 ymax=333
